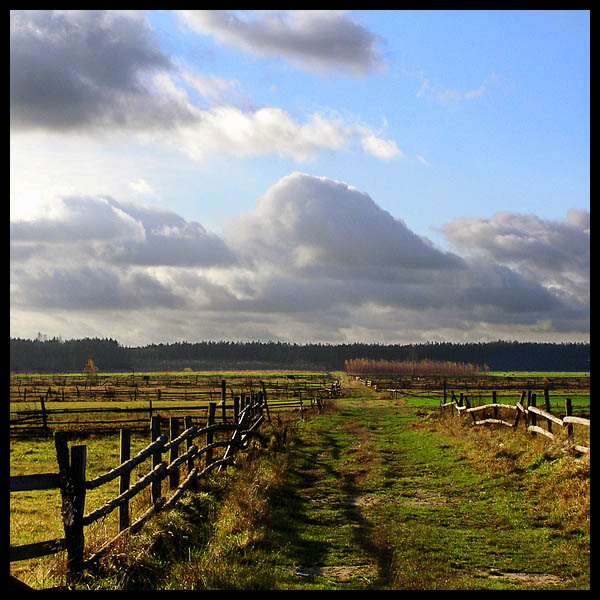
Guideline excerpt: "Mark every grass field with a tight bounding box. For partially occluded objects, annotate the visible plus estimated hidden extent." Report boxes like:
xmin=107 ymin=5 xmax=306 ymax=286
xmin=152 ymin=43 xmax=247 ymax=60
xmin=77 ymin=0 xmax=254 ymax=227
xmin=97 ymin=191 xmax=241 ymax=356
xmin=9 ymin=371 xmax=590 ymax=589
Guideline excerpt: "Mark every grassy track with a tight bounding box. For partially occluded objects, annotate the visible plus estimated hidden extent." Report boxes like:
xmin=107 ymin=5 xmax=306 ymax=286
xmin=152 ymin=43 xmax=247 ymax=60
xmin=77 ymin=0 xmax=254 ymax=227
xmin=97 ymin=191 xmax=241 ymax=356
xmin=256 ymin=382 xmax=589 ymax=589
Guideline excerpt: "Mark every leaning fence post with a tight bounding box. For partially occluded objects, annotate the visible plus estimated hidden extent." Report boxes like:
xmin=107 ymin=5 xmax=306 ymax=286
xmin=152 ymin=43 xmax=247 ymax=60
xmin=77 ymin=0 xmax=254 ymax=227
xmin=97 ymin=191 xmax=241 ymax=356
xmin=544 ymin=388 xmax=552 ymax=433
xmin=119 ymin=429 xmax=131 ymax=532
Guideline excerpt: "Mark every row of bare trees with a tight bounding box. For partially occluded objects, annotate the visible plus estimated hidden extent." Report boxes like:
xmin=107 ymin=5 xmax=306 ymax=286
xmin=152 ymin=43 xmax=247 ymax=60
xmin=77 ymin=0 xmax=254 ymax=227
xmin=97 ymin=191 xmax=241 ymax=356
xmin=344 ymin=358 xmax=489 ymax=377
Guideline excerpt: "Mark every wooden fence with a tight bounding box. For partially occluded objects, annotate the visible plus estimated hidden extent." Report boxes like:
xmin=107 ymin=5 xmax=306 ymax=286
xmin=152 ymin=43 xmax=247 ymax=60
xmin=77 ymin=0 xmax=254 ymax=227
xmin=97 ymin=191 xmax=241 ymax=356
xmin=10 ymin=373 xmax=338 ymax=404
xmin=10 ymin=377 xmax=341 ymax=437
xmin=10 ymin=389 xmax=327 ymax=579
xmin=440 ymin=390 xmax=590 ymax=454
xmin=354 ymin=374 xmax=590 ymax=393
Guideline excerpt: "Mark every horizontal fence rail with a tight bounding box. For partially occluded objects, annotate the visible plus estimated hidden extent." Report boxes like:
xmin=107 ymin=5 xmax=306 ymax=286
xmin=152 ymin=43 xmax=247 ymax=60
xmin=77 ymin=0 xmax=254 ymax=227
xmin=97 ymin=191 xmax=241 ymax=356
xmin=354 ymin=374 xmax=589 ymax=454
xmin=440 ymin=393 xmax=589 ymax=454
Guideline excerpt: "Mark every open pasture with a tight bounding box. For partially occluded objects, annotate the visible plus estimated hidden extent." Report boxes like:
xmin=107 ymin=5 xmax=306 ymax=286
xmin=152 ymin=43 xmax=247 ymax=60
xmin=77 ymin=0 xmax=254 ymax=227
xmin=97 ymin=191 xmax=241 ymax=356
xmin=10 ymin=371 xmax=340 ymax=436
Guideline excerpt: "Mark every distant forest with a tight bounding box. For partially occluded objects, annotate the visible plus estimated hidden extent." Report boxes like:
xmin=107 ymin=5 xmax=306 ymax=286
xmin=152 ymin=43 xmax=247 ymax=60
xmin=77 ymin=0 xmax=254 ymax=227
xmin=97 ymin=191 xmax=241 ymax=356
xmin=9 ymin=337 xmax=590 ymax=373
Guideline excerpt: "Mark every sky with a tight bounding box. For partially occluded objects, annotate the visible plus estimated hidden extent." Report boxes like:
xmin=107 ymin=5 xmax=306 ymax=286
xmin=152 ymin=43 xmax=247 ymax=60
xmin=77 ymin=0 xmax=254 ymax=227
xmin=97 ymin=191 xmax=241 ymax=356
xmin=10 ymin=10 xmax=590 ymax=347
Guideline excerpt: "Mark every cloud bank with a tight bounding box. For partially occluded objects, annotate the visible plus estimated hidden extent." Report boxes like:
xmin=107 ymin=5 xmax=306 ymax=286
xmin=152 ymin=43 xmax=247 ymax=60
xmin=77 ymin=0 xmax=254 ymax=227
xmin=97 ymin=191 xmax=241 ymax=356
xmin=10 ymin=10 xmax=191 ymax=132
xmin=10 ymin=173 xmax=589 ymax=345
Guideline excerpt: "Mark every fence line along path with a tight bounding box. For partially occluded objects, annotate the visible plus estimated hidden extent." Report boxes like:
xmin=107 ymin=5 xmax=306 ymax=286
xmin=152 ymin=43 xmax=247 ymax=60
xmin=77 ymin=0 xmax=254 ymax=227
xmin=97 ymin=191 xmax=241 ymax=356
xmin=10 ymin=385 xmax=329 ymax=582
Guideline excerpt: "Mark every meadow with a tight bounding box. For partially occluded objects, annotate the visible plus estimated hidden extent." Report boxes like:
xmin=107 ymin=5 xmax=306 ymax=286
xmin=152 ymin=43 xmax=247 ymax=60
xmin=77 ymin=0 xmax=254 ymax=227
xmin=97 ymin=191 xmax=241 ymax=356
xmin=10 ymin=370 xmax=590 ymax=589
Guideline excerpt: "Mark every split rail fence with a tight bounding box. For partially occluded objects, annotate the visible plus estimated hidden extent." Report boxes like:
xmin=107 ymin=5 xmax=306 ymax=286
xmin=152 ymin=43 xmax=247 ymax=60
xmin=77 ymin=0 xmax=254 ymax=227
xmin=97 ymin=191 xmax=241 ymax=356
xmin=10 ymin=388 xmax=327 ymax=579
xmin=354 ymin=374 xmax=589 ymax=454
xmin=440 ymin=389 xmax=590 ymax=454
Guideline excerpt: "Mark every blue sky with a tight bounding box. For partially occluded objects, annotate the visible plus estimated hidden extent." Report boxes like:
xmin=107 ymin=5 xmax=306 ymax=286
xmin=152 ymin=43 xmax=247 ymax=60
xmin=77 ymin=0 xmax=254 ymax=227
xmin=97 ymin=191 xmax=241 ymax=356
xmin=141 ymin=9 xmax=590 ymax=243
xmin=10 ymin=10 xmax=589 ymax=346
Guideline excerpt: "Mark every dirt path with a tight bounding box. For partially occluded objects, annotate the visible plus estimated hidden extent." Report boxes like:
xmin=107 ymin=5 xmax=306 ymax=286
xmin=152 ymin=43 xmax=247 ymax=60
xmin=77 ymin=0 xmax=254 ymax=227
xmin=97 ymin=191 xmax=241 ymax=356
xmin=267 ymin=383 xmax=589 ymax=590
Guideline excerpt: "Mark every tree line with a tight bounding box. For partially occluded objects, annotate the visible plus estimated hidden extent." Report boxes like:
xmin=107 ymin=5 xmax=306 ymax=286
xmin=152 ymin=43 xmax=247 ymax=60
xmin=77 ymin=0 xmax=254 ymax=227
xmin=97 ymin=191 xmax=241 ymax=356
xmin=9 ymin=337 xmax=590 ymax=373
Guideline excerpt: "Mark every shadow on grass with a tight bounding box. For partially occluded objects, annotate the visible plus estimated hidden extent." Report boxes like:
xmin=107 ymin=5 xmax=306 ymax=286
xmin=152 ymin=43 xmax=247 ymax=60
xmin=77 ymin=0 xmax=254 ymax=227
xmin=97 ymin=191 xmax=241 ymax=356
xmin=267 ymin=421 xmax=393 ymax=588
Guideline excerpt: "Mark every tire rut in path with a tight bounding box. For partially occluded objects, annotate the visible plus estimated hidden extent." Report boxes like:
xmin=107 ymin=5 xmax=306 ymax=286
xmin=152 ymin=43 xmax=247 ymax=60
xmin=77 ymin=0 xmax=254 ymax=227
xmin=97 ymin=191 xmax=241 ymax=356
xmin=294 ymin=414 xmax=394 ymax=588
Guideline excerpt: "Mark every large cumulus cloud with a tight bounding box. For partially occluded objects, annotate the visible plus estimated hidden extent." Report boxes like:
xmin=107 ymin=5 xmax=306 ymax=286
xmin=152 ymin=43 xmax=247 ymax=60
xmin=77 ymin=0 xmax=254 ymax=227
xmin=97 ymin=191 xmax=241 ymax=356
xmin=10 ymin=173 xmax=589 ymax=344
xmin=225 ymin=172 xmax=462 ymax=274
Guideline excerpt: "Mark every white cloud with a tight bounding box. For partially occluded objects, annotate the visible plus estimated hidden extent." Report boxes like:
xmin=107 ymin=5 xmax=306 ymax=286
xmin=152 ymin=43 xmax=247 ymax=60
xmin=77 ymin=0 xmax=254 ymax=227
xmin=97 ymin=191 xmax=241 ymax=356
xmin=162 ymin=104 xmax=401 ymax=162
xmin=225 ymin=172 xmax=459 ymax=274
xmin=181 ymin=71 xmax=247 ymax=106
xmin=361 ymin=135 xmax=403 ymax=160
xmin=129 ymin=178 xmax=156 ymax=196
xmin=441 ymin=210 xmax=590 ymax=307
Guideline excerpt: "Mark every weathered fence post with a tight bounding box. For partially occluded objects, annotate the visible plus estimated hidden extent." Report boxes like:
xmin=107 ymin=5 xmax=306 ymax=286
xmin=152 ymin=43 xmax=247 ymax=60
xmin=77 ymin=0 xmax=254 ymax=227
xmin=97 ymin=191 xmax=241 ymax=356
xmin=169 ymin=417 xmax=180 ymax=490
xmin=184 ymin=416 xmax=194 ymax=474
xmin=150 ymin=416 xmax=162 ymax=504
xmin=39 ymin=395 xmax=49 ymax=439
xmin=119 ymin=429 xmax=131 ymax=532
xmin=221 ymin=380 xmax=227 ymax=423
xmin=492 ymin=391 xmax=498 ymax=420
xmin=523 ymin=390 xmax=530 ymax=428
xmin=544 ymin=388 xmax=552 ymax=433
xmin=56 ymin=433 xmax=87 ymax=576
xmin=565 ymin=398 xmax=574 ymax=443
xmin=530 ymin=393 xmax=537 ymax=431
xmin=206 ymin=403 xmax=216 ymax=468
xmin=260 ymin=380 xmax=271 ymax=423
xmin=234 ymin=396 xmax=240 ymax=424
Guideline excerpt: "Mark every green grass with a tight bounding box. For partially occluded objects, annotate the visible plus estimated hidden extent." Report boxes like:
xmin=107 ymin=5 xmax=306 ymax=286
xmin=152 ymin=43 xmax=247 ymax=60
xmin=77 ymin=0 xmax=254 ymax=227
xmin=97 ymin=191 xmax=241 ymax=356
xmin=265 ymin=392 xmax=589 ymax=589
xmin=164 ymin=385 xmax=588 ymax=589
xmin=10 ymin=376 xmax=590 ymax=590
